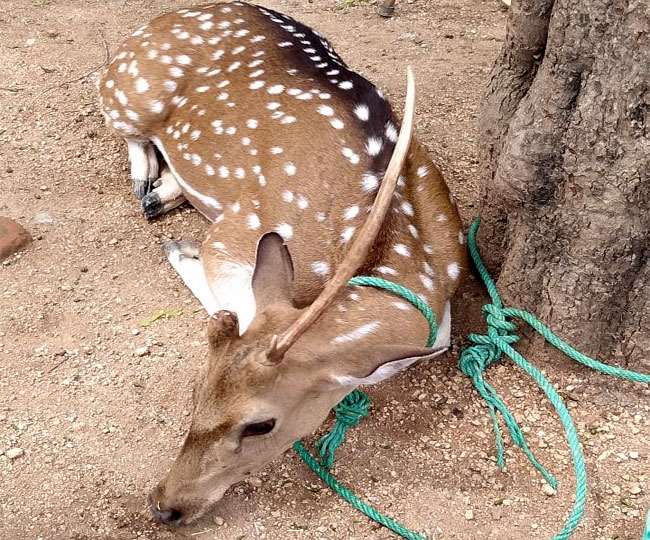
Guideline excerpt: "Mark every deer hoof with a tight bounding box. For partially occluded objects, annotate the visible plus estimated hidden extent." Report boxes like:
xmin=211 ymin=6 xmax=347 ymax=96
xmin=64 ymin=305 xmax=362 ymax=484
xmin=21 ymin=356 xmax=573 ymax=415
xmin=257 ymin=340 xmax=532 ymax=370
xmin=133 ymin=178 xmax=154 ymax=200
xmin=142 ymin=192 xmax=162 ymax=220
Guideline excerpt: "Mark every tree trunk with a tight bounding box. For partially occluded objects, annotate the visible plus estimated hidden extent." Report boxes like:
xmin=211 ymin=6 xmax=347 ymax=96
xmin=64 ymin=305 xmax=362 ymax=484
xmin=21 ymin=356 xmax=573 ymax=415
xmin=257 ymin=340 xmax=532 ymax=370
xmin=479 ymin=0 xmax=649 ymax=368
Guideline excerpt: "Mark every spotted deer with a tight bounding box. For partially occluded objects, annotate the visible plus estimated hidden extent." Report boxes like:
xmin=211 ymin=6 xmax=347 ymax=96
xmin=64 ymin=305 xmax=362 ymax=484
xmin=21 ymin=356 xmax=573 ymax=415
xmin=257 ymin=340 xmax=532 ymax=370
xmin=99 ymin=1 xmax=467 ymax=526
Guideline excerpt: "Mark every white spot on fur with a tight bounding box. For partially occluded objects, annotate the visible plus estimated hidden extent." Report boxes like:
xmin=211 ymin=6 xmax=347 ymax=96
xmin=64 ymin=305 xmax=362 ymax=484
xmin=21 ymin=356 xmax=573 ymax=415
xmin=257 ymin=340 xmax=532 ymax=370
xmin=247 ymin=214 xmax=261 ymax=230
xmin=318 ymin=105 xmax=334 ymax=117
xmin=361 ymin=173 xmax=378 ymax=192
xmin=332 ymin=321 xmax=380 ymax=344
xmin=296 ymin=195 xmax=309 ymax=209
xmin=366 ymin=137 xmax=383 ymax=157
xmin=401 ymin=201 xmax=414 ymax=216
xmin=447 ymin=263 xmax=460 ymax=280
xmin=267 ymin=84 xmax=284 ymax=95
xmin=275 ymin=223 xmax=293 ymax=240
xmin=376 ymin=266 xmax=398 ymax=276
xmin=311 ymin=261 xmax=330 ymax=277
xmin=385 ymin=122 xmax=398 ymax=143
xmin=135 ymin=77 xmax=151 ymax=94
xmin=342 ymin=147 xmax=360 ymax=165
xmin=394 ymin=244 xmax=411 ymax=257
xmin=150 ymin=100 xmax=164 ymax=114
xmin=340 ymin=226 xmax=355 ymax=243
xmin=419 ymin=274 xmax=434 ymax=291
xmin=343 ymin=206 xmax=359 ymax=220
xmin=354 ymin=104 xmax=370 ymax=121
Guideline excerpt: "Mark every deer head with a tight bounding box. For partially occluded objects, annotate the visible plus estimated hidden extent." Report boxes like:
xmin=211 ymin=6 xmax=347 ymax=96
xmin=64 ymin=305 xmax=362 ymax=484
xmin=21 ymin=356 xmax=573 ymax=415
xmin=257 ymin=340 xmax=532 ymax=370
xmin=148 ymin=70 xmax=440 ymax=525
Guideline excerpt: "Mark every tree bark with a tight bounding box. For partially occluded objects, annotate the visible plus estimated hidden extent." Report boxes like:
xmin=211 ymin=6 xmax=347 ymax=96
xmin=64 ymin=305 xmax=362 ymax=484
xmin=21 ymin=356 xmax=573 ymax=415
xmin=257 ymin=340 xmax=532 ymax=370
xmin=479 ymin=0 xmax=649 ymax=368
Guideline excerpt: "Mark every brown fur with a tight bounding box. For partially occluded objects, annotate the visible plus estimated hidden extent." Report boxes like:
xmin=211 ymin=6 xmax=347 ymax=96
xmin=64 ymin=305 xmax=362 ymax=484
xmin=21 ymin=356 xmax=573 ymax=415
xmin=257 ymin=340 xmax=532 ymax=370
xmin=99 ymin=1 xmax=467 ymax=525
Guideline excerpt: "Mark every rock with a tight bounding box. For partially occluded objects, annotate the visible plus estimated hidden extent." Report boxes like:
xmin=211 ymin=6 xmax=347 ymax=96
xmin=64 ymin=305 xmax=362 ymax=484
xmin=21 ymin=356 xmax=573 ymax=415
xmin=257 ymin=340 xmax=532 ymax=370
xmin=33 ymin=211 xmax=54 ymax=225
xmin=134 ymin=346 xmax=149 ymax=357
xmin=542 ymin=483 xmax=556 ymax=496
xmin=248 ymin=476 xmax=263 ymax=487
xmin=0 ymin=217 xmax=32 ymax=261
xmin=5 ymin=447 xmax=24 ymax=460
xmin=213 ymin=516 xmax=225 ymax=526
xmin=464 ymin=509 xmax=474 ymax=520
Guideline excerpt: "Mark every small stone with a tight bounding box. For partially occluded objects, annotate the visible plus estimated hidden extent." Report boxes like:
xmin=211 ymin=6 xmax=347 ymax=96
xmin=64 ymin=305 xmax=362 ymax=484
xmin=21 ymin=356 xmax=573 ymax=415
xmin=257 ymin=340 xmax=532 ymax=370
xmin=33 ymin=211 xmax=54 ymax=224
xmin=5 ymin=447 xmax=24 ymax=460
xmin=0 ymin=217 xmax=32 ymax=261
xmin=213 ymin=516 xmax=225 ymax=526
xmin=630 ymin=451 xmax=640 ymax=460
xmin=134 ymin=346 xmax=149 ymax=357
xmin=248 ymin=476 xmax=262 ymax=487
xmin=464 ymin=509 xmax=474 ymax=520
xmin=542 ymin=484 xmax=556 ymax=496
xmin=630 ymin=484 xmax=642 ymax=495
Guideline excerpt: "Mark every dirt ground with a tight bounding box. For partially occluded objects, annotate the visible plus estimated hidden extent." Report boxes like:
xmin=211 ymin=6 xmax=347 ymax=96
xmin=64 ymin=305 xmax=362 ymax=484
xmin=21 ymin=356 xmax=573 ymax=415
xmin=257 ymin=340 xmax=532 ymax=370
xmin=1 ymin=1 xmax=648 ymax=539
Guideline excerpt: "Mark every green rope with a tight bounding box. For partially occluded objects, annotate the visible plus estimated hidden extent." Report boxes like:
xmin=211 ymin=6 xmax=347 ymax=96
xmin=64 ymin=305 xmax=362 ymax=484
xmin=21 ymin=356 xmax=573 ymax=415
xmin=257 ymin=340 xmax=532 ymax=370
xmin=293 ymin=217 xmax=650 ymax=540
xmin=293 ymin=278 xmax=436 ymax=540
xmin=316 ymin=389 xmax=370 ymax=469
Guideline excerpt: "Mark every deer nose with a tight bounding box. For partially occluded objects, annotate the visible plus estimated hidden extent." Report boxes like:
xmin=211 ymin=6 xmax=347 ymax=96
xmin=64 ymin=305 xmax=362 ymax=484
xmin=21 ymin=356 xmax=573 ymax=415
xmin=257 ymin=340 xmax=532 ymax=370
xmin=150 ymin=499 xmax=184 ymax=525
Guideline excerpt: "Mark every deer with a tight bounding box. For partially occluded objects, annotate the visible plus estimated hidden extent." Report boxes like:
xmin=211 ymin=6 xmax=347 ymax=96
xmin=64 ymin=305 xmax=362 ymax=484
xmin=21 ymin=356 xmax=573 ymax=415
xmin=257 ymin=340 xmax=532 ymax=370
xmin=98 ymin=1 xmax=467 ymax=526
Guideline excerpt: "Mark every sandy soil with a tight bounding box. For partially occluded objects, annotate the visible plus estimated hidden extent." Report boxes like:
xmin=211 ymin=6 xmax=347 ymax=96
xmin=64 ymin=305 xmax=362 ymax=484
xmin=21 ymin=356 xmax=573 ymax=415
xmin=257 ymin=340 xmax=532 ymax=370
xmin=1 ymin=1 xmax=648 ymax=539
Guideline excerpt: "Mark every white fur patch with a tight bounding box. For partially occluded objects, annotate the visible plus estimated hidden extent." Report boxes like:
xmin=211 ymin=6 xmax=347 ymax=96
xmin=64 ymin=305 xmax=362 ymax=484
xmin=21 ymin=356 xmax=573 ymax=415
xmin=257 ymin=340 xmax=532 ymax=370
xmin=209 ymin=261 xmax=256 ymax=334
xmin=332 ymin=321 xmax=380 ymax=344
xmin=165 ymin=246 xmax=219 ymax=315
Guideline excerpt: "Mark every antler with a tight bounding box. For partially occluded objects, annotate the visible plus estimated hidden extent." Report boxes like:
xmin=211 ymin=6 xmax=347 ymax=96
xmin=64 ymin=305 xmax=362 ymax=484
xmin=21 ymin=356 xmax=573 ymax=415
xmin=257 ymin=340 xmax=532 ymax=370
xmin=267 ymin=67 xmax=417 ymax=363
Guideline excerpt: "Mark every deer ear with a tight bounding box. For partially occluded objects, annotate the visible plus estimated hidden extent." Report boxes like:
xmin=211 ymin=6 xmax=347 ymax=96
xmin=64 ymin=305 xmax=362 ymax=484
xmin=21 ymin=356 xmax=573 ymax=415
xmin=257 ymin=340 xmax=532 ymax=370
xmin=208 ymin=310 xmax=239 ymax=349
xmin=326 ymin=344 xmax=448 ymax=388
xmin=252 ymin=232 xmax=294 ymax=311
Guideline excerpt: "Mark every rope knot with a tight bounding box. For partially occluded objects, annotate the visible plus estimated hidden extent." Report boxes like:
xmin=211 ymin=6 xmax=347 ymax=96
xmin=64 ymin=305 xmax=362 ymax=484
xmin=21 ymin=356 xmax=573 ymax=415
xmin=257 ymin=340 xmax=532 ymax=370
xmin=316 ymin=390 xmax=370 ymax=469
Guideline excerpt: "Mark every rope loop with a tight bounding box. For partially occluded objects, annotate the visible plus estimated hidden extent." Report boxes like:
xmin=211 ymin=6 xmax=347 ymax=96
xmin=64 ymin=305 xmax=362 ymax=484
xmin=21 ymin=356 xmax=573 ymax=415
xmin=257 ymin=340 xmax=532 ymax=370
xmin=293 ymin=217 xmax=650 ymax=540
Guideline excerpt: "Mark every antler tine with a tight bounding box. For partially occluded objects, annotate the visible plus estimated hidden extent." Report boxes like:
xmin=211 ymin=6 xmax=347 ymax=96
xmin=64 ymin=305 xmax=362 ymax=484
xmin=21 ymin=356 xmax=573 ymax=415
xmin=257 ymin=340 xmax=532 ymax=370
xmin=266 ymin=67 xmax=417 ymax=363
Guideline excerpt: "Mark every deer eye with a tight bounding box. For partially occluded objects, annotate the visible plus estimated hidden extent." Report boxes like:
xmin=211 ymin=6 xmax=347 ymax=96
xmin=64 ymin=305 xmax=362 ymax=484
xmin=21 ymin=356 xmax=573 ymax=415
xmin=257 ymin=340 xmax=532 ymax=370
xmin=241 ymin=419 xmax=276 ymax=438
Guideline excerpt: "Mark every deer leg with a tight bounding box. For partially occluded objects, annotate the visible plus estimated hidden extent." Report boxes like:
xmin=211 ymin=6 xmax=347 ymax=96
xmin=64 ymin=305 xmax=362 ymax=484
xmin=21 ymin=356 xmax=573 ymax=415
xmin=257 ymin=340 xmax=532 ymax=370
xmin=141 ymin=167 xmax=187 ymax=220
xmin=127 ymin=139 xmax=158 ymax=199
xmin=163 ymin=240 xmax=219 ymax=314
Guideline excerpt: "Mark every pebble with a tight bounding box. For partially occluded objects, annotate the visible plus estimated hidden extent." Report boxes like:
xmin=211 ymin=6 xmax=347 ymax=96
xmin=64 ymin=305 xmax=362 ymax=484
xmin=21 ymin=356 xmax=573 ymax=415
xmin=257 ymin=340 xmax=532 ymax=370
xmin=542 ymin=484 xmax=556 ymax=496
xmin=248 ymin=476 xmax=263 ymax=488
xmin=6 ymin=447 xmax=24 ymax=460
xmin=213 ymin=516 xmax=225 ymax=526
xmin=464 ymin=509 xmax=474 ymax=520
xmin=32 ymin=211 xmax=54 ymax=225
xmin=134 ymin=346 xmax=149 ymax=357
